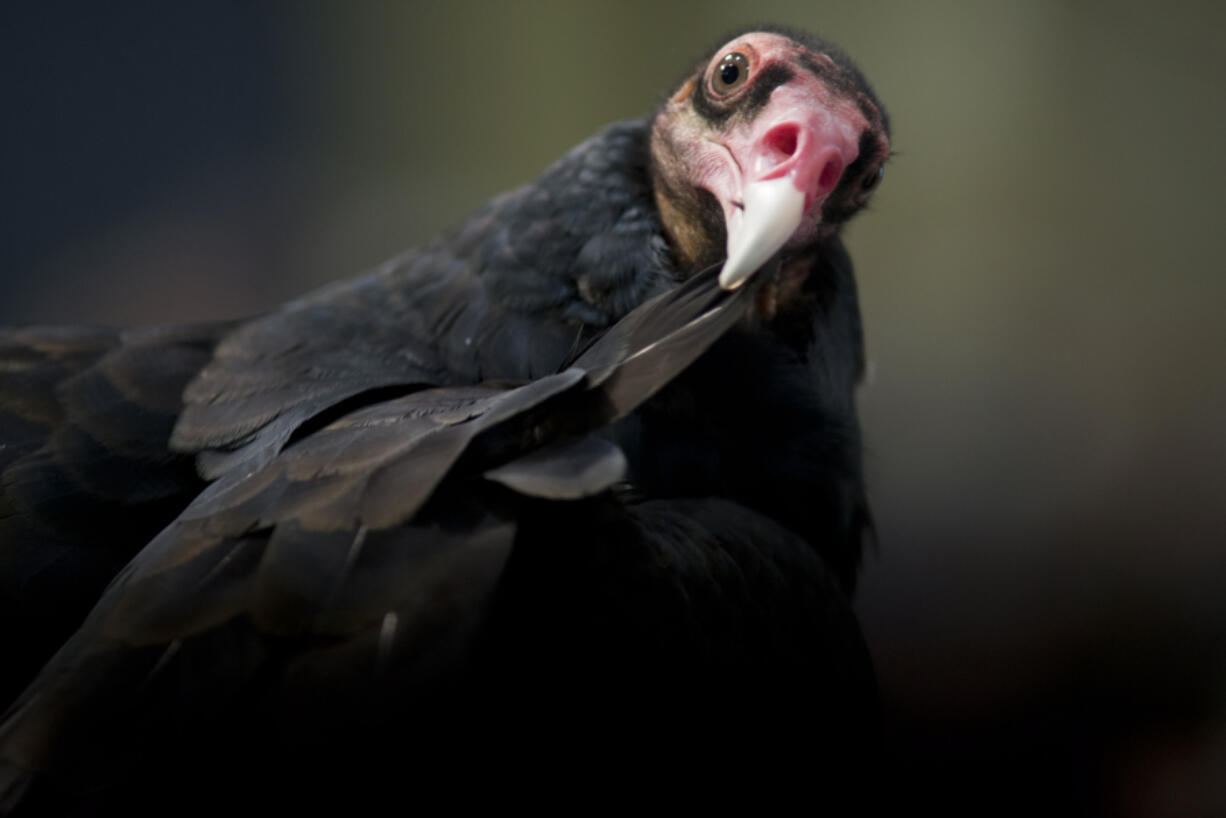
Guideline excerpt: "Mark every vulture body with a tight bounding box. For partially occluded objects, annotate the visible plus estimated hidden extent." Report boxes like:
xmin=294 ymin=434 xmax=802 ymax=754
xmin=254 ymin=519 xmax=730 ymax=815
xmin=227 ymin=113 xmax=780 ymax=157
xmin=0 ymin=26 xmax=890 ymax=811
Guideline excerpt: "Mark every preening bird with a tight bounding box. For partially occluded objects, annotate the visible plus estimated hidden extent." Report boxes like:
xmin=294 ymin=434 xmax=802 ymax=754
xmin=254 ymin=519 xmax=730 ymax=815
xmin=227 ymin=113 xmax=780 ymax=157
xmin=0 ymin=26 xmax=890 ymax=812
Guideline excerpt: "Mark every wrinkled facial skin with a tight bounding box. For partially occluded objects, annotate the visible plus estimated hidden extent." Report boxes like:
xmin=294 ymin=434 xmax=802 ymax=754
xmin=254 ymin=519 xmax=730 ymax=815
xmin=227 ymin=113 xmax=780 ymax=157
xmin=650 ymin=31 xmax=890 ymax=275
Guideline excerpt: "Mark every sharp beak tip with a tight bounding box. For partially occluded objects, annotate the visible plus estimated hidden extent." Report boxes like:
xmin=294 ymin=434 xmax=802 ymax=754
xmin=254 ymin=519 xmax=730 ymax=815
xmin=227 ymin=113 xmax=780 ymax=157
xmin=718 ymin=176 xmax=806 ymax=291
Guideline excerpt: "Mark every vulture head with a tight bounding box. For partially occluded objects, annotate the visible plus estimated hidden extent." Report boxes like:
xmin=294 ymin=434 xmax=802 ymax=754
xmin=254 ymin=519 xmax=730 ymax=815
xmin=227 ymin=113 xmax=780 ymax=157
xmin=650 ymin=28 xmax=890 ymax=292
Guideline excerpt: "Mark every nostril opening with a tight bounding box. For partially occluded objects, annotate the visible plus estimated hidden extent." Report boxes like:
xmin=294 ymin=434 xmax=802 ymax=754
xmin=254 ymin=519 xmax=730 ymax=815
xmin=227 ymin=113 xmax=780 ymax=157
xmin=764 ymin=124 xmax=799 ymax=159
xmin=818 ymin=157 xmax=843 ymax=193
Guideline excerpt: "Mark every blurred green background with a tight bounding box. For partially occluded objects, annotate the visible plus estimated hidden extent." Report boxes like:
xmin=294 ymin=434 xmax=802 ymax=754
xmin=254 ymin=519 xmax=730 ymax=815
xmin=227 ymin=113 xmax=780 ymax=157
xmin=3 ymin=1 xmax=1224 ymax=814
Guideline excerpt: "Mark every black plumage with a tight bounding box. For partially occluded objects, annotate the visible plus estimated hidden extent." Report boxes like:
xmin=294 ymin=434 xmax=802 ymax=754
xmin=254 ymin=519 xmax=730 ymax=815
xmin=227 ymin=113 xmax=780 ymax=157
xmin=0 ymin=26 xmax=890 ymax=811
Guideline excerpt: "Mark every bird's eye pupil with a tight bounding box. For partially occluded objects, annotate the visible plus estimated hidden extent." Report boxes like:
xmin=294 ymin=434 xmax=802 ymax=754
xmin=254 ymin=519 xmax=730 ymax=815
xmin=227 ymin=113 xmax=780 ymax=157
xmin=713 ymin=52 xmax=750 ymax=93
xmin=862 ymin=166 xmax=884 ymax=190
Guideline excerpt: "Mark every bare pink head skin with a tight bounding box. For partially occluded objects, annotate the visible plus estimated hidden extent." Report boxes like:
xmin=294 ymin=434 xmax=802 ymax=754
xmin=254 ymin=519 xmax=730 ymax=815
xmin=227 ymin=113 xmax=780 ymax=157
xmin=650 ymin=31 xmax=890 ymax=290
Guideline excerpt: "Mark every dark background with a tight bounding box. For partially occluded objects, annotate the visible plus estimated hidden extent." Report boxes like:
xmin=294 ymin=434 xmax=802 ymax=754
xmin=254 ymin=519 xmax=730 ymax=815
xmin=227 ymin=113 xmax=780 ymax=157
xmin=3 ymin=2 xmax=1224 ymax=814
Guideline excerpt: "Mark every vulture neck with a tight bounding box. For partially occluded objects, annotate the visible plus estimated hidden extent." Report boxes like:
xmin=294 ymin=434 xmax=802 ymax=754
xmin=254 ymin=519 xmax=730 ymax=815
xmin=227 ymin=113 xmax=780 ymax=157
xmin=608 ymin=235 xmax=871 ymax=592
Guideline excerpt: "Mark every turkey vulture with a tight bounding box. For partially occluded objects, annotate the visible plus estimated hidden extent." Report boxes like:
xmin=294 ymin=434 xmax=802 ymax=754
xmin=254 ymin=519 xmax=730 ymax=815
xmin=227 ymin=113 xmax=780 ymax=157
xmin=0 ymin=26 xmax=890 ymax=811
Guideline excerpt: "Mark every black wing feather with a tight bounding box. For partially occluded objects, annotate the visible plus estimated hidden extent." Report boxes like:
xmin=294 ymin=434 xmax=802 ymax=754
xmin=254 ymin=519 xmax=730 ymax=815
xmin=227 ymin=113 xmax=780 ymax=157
xmin=0 ymin=267 xmax=767 ymax=800
xmin=0 ymin=324 xmax=225 ymax=706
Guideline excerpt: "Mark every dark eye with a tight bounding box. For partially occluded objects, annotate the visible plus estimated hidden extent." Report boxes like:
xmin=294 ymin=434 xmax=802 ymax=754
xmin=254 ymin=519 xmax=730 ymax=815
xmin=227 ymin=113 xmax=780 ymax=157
xmin=862 ymin=166 xmax=884 ymax=191
xmin=712 ymin=52 xmax=750 ymax=95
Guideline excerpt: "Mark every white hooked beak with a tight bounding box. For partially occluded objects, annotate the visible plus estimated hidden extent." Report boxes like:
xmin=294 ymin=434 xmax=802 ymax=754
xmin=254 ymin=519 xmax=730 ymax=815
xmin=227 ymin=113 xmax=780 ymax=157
xmin=718 ymin=175 xmax=806 ymax=290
